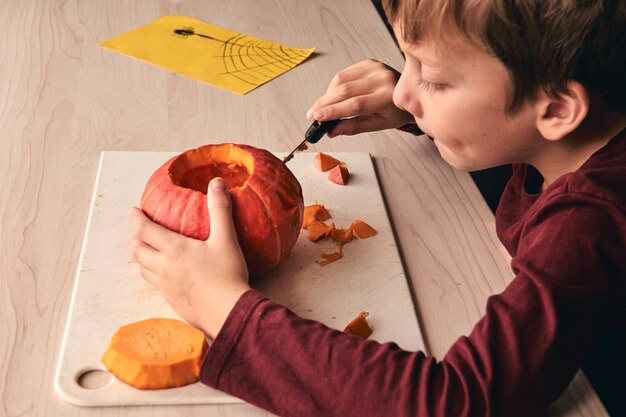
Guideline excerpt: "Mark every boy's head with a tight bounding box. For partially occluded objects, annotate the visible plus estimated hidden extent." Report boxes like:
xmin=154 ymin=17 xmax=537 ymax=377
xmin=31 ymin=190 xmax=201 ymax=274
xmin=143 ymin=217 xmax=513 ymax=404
xmin=382 ymin=0 xmax=626 ymax=173
xmin=383 ymin=0 xmax=626 ymax=114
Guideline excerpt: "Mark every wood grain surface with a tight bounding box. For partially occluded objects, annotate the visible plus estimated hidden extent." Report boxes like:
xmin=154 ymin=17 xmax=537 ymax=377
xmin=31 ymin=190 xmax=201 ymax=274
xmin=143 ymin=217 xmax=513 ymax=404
xmin=0 ymin=0 xmax=608 ymax=416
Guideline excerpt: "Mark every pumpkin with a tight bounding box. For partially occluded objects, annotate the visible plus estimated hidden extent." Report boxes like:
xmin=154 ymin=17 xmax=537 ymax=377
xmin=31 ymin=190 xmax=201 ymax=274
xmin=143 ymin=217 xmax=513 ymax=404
xmin=140 ymin=143 xmax=304 ymax=277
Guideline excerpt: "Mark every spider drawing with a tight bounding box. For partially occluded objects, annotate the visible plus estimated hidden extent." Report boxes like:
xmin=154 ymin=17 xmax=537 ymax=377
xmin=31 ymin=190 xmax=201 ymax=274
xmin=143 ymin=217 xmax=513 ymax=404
xmin=172 ymin=26 xmax=310 ymax=85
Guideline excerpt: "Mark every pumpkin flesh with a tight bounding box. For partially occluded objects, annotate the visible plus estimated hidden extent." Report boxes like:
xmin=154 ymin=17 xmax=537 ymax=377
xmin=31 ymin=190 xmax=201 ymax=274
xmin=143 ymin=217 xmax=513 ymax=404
xmin=169 ymin=145 xmax=253 ymax=192
xmin=101 ymin=318 xmax=208 ymax=390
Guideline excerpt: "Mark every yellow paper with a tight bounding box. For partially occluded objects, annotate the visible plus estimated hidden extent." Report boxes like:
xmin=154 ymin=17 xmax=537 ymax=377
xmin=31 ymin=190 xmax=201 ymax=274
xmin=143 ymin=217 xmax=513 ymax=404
xmin=99 ymin=15 xmax=315 ymax=95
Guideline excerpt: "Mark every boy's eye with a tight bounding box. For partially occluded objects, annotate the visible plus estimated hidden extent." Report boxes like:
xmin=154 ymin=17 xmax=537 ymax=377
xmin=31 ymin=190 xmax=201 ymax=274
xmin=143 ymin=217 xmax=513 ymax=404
xmin=418 ymin=78 xmax=445 ymax=93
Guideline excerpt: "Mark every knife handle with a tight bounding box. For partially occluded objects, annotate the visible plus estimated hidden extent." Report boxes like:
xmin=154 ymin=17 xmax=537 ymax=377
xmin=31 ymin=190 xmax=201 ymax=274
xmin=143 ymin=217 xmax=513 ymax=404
xmin=305 ymin=119 xmax=341 ymax=144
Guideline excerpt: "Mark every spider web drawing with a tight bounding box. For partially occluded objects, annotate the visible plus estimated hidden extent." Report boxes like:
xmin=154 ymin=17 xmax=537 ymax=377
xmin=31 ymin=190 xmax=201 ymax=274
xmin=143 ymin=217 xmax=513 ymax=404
xmin=99 ymin=15 xmax=315 ymax=94
xmin=174 ymin=27 xmax=312 ymax=87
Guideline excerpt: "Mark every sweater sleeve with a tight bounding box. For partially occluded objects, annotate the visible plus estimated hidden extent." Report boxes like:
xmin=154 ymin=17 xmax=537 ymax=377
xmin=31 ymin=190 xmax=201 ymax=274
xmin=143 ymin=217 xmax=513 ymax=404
xmin=199 ymin=195 xmax=624 ymax=417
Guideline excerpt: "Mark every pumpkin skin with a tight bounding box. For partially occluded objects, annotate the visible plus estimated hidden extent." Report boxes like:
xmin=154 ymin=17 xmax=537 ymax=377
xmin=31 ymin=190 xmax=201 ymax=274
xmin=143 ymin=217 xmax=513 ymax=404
xmin=140 ymin=143 xmax=304 ymax=277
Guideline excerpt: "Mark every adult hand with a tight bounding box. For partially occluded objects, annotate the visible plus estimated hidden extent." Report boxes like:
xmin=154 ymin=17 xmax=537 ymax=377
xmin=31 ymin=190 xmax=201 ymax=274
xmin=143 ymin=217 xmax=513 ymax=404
xmin=130 ymin=177 xmax=250 ymax=340
xmin=306 ymin=59 xmax=414 ymax=137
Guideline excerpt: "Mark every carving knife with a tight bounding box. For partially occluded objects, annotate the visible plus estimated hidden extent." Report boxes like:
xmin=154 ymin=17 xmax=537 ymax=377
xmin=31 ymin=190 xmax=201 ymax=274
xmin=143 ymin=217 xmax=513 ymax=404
xmin=283 ymin=119 xmax=341 ymax=163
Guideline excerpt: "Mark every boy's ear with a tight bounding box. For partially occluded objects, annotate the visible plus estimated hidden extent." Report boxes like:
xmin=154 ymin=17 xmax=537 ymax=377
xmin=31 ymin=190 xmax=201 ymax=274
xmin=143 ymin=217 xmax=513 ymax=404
xmin=535 ymin=80 xmax=589 ymax=141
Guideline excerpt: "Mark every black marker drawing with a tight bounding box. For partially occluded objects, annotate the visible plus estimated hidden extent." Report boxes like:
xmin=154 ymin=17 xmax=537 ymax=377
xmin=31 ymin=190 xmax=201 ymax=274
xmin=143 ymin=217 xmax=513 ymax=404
xmin=174 ymin=27 xmax=310 ymax=86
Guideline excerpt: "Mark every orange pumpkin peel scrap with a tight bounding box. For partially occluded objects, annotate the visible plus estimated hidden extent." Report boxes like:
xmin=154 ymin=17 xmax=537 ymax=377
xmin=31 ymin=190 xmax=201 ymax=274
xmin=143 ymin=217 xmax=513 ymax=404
xmin=350 ymin=220 xmax=377 ymax=239
xmin=314 ymin=152 xmax=342 ymax=172
xmin=330 ymin=226 xmax=354 ymax=244
xmin=302 ymin=203 xmax=332 ymax=230
xmin=302 ymin=204 xmax=377 ymax=266
xmin=344 ymin=312 xmax=373 ymax=339
xmin=307 ymin=220 xmax=330 ymax=242
xmin=328 ymin=164 xmax=350 ymax=186
xmin=305 ymin=155 xmax=378 ymax=265
xmin=317 ymin=251 xmax=344 ymax=266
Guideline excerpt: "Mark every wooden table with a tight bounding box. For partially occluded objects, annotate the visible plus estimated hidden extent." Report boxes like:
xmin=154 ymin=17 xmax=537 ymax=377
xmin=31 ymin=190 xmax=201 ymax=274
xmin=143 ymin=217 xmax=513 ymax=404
xmin=0 ymin=0 xmax=609 ymax=416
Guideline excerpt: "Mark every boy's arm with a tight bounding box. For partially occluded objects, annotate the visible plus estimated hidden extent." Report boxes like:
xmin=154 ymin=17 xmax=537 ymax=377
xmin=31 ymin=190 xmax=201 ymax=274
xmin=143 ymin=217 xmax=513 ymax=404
xmin=200 ymin=196 xmax=624 ymax=417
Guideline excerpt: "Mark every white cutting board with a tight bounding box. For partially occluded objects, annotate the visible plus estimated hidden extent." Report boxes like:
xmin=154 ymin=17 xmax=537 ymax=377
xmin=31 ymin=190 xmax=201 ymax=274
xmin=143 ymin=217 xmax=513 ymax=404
xmin=54 ymin=150 xmax=425 ymax=407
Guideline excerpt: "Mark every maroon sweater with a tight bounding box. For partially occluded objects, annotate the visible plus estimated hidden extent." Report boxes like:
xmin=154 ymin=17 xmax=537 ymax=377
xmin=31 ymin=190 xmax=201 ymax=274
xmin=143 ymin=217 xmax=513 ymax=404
xmin=200 ymin=129 xmax=625 ymax=417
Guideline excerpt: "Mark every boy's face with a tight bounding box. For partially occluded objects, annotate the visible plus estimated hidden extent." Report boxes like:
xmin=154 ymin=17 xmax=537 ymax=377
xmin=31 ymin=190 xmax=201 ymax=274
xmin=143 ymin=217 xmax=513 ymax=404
xmin=392 ymin=26 xmax=542 ymax=171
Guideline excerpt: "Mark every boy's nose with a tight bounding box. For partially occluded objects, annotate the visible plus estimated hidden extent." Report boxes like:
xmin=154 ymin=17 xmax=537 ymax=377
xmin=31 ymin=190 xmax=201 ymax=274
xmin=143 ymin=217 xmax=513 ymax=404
xmin=393 ymin=73 xmax=422 ymax=118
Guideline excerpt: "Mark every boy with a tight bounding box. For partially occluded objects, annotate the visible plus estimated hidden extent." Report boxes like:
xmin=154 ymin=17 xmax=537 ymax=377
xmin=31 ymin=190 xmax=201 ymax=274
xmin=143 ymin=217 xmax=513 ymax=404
xmin=130 ymin=0 xmax=626 ymax=415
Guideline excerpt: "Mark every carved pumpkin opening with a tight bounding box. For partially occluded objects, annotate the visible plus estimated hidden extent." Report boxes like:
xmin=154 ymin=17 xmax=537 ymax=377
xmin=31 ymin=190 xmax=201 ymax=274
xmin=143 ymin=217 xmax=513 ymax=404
xmin=168 ymin=144 xmax=253 ymax=193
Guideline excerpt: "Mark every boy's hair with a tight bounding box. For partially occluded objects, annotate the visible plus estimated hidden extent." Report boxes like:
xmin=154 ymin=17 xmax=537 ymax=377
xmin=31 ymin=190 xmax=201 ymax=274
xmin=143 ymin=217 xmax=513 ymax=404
xmin=383 ymin=0 xmax=626 ymax=113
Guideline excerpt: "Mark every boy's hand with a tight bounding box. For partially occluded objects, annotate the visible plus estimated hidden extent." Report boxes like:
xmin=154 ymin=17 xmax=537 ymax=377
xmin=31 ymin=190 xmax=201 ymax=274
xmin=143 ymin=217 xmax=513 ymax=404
xmin=129 ymin=177 xmax=250 ymax=340
xmin=306 ymin=59 xmax=414 ymax=137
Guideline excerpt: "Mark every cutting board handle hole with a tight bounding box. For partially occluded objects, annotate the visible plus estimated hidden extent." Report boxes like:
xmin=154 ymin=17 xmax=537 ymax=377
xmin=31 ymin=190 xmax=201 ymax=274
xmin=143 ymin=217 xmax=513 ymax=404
xmin=77 ymin=369 xmax=113 ymax=390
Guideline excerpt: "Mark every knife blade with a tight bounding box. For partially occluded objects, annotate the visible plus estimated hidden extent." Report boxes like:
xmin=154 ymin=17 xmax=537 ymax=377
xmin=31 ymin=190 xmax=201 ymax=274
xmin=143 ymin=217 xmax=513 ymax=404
xmin=283 ymin=119 xmax=341 ymax=163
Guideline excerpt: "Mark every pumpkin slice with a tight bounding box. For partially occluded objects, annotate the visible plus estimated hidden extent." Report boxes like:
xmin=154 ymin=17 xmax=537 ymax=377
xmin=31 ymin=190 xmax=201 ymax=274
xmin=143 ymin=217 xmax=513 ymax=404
xmin=302 ymin=204 xmax=332 ymax=229
xmin=102 ymin=318 xmax=208 ymax=390
xmin=344 ymin=312 xmax=373 ymax=339
xmin=349 ymin=220 xmax=377 ymax=239
xmin=328 ymin=164 xmax=349 ymax=185
xmin=314 ymin=152 xmax=342 ymax=172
